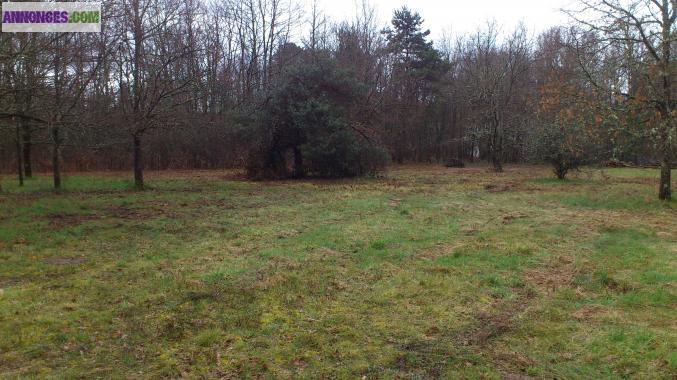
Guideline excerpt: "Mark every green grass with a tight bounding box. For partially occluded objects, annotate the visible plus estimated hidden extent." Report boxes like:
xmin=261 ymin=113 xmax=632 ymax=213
xmin=0 ymin=166 xmax=675 ymax=378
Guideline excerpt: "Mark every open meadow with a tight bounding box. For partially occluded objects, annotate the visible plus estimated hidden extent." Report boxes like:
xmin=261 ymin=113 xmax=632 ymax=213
xmin=0 ymin=166 xmax=675 ymax=378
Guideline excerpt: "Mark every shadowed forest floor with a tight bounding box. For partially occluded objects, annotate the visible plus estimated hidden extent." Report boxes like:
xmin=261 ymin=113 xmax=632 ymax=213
xmin=0 ymin=165 xmax=675 ymax=378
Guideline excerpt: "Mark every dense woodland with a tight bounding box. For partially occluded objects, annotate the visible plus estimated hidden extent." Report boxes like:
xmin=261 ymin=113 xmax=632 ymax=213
xmin=0 ymin=0 xmax=674 ymax=199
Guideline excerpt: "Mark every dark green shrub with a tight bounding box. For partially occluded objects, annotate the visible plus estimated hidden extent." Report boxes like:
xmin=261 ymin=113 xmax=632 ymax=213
xmin=246 ymin=51 xmax=389 ymax=179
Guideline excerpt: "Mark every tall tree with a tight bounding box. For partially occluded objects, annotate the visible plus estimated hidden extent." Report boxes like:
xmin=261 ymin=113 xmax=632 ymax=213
xmin=44 ymin=32 xmax=109 ymax=189
xmin=382 ymin=7 xmax=445 ymax=162
xmin=0 ymin=33 xmax=50 ymax=185
xmin=532 ymin=28 xmax=601 ymax=179
xmin=114 ymin=0 xmax=196 ymax=189
xmin=569 ymin=0 xmax=675 ymax=200
xmin=457 ymin=24 xmax=532 ymax=171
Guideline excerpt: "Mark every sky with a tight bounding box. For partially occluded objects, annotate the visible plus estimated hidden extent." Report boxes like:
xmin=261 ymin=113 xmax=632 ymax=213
xmin=315 ymin=0 xmax=576 ymax=40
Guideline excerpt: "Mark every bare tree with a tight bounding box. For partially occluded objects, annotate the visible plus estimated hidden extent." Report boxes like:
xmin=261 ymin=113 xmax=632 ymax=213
xmin=304 ymin=0 xmax=328 ymax=51
xmin=458 ymin=23 xmax=532 ymax=171
xmin=114 ymin=0 xmax=197 ymax=189
xmin=38 ymin=30 xmax=112 ymax=190
xmin=0 ymin=32 xmax=53 ymax=186
xmin=568 ymin=0 xmax=675 ymax=200
xmin=3 ymin=0 xmax=671 ymax=186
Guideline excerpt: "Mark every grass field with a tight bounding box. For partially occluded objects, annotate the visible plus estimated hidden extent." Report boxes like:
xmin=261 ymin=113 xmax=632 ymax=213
xmin=0 ymin=166 xmax=675 ymax=378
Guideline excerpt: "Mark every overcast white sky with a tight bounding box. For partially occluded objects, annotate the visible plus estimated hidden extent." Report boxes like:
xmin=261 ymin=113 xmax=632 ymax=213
xmin=313 ymin=0 xmax=576 ymax=40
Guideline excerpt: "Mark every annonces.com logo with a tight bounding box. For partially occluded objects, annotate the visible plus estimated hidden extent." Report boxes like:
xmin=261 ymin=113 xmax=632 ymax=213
xmin=1 ymin=2 xmax=101 ymax=33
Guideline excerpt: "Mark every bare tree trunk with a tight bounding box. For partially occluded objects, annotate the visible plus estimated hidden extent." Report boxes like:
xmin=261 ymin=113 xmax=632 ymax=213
xmin=131 ymin=0 xmax=145 ymax=190
xmin=52 ymin=34 xmax=63 ymax=190
xmin=492 ymin=157 xmax=503 ymax=172
xmin=22 ymin=125 xmax=32 ymax=178
xmin=293 ymin=147 xmax=303 ymax=178
xmin=15 ymin=120 xmax=24 ymax=187
xmin=0 ymin=153 xmax=3 ymax=191
xmin=658 ymin=0 xmax=672 ymax=200
xmin=659 ymin=160 xmax=671 ymax=200
xmin=659 ymin=140 xmax=672 ymax=200
xmin=133 ymin=134 xmax=144 ymax=189
xmin=491 ymin=152 xmax=503 ymax=172
xmin=571 ymin=0 xmax=673 ymax=200
xmin=491 ymin=120 xmax=503 ymax=172
xmin=52 ymin=124 xmax=61 ymax=190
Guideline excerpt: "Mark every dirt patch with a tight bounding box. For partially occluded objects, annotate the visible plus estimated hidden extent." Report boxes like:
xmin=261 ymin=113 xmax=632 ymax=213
xmin=462 ymin=310 xmax=516 ymax=346
xmin=502 ymin=213 xmax=528 ymax=224
xmin=656 ymin=231 xmax=672 ymax=239
xmin=143 ymin=169 xmax=244 ymax=181
xmin=571 ymin=304 xmax=605 ymax=322
xmin=450 ymin=288 xmax=541 ymax=378
xmin=461 ymin=226 xmax=480 ymax=235
xmin=106 ymin=203 xmax=177 ymax=221
xmin=277 ymin=229 xmax=301 ymax=239
xmin=196 ymin=198 xmax=236 ymax=210
xmin=494 ymin=351 xmax=537 ymax=379
xmin=106 ymin=206 xmax=162 ymax=220
xmin=45 ymin=256 xmax=87 ymax=265
xmin=524 ymin=256 xmax=578 ymax=295
xmin=419 ymin=243 xmax=463 ymax=260
xmin=388 ymin=198 xmax=403 ymax=207
xmin=0 ymin=278 xmax=21 ymax=289
xmin=392 ymin=337 xmax=452 ymax=378
xmin=47 ymin=214 xmax=100 ymax=230
xmin=454 ymin=254 xmax=580 ymax=374
xmin=614 ymin=177 xmax=660 ymax=185
xmin=485 ymin=182 xmax=518 ymax=193
xmin=456 ymin=286 xmax=536 ymax=348
xmin=501 ymin=373 xmax=538 ymax=380
xmin=313 ymin=247 xmax=342 ymax=257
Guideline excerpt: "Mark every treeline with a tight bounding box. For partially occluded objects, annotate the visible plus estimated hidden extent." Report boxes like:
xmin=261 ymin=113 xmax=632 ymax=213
xmin=0 ymin=0 xmax=673 ymax=198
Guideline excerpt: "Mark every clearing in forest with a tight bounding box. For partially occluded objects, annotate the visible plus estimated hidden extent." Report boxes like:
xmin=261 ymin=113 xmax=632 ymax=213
xmin=0 ymin=165 xmax=675 ymax=378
